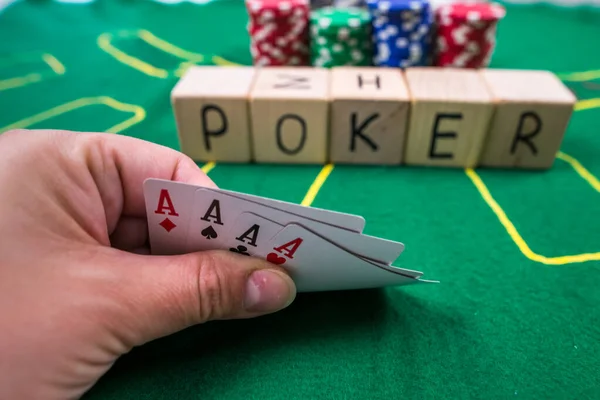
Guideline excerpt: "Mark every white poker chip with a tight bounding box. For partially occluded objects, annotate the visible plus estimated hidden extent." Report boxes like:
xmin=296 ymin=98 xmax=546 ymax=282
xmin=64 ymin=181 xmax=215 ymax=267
xmin=255 ymin=56 xmax=270 ymax=66
xmin=278 ymin=1 xmax=291 ymax=11
xmin=351 ymin=49 xmax=364 ymax=61
xmin=337 ymin=27 xmax=350 ymax=40
xmin=386 ymin=25 xmax=398 ymax=36
xmin=377 ymin=42 xmax=391 ymax=62
xmin=409 ymin=1 xmax=421 ymax=10
xmin=377 ymin=1 xmax=390 ymax=12
xmin=374 ymin=16 xmax=388 ymax=28
xmin=248 ymin=0 xmax=261 ymax=12
xmin=319 ymin=17 xmax=332 ymax=29
xmin=436 ymin=36 xmax=447 ymax=52
xmin=271 ymin=47 xmax=284 ymax=59
xmin=466 ymin=41 xmax=479 ymax=53
xmin=467 ymin=11 xmax=481 ymax=22
xmin=396 ymin=37 xmax=408 ymax=48
xmin=348 ymin=17 xmax=360 ymax=28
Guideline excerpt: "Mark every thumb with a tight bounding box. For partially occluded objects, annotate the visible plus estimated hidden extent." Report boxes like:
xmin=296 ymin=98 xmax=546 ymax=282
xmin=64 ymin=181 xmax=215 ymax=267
xmin=106 ymin=249 xmax=296 ymax=347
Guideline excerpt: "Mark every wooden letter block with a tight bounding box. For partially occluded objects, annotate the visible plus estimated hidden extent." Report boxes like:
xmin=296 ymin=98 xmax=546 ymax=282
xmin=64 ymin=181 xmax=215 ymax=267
xmin=171 ymin=66 xmax=256 ymax=162
xmin=249 ymin=67 xmax=329 ymax=164
xmin=329 ymin=67 xmax=410 ymax=165
xmin=479 ymin=69 xmax=576 ymax=169
xmin=404 ymin=68 xmax=494 ymax=168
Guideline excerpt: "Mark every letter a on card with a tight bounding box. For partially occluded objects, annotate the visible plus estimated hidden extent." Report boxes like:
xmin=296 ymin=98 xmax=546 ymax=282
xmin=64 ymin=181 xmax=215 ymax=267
xmin=143 ymin=179 xmax=200 ymax=255
xmin=267 ymin=237 xmax=303 ymax=265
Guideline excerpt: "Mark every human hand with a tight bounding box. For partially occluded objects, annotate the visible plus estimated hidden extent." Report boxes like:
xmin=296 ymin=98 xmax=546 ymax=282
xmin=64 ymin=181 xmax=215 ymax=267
xmin=0 ymin=129 xmax=296 ymax=399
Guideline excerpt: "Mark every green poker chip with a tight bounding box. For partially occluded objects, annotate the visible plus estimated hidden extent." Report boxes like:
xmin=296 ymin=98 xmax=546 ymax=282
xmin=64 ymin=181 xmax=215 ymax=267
xmin=310 ymin=7 xmax=371 ymax=35
xmin=309 ymin=6 xmax=373 ymax=68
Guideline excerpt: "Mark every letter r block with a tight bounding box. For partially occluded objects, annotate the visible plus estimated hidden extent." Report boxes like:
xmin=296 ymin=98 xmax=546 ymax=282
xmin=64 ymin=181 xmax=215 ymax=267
xmin=249 ymin=67 xmax=329 ymax=164
xmin=404 ymin=68 xmax=494 ymax=168
xmin=171 ymin=66 xmax=256 ymax=162
xmin=478 ymin=69 xmax=576 ymax=169
xmin=329 ymin=67 xmax=410 ymax=165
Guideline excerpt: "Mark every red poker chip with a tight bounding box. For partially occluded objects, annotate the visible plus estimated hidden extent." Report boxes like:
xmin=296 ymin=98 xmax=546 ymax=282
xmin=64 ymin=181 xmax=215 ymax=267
xmin=253 ymin=39 xmax=309 ymax=56
xmin=434 ymin=1 xmax=501 ymax=69
xmin=436 ymin=1 xmax=506 ymax=24
xmin=248 ymin=21 xmax=308 ymax=38
xmin=251 ymin=52 xmax=309 ymax=66
xmin=246 ymin=0 xmax=309 ymax=22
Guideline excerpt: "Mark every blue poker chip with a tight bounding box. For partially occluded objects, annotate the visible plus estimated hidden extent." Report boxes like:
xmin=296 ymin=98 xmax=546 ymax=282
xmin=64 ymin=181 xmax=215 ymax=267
xmin=367 ymin=0 xmax=432 ymax=67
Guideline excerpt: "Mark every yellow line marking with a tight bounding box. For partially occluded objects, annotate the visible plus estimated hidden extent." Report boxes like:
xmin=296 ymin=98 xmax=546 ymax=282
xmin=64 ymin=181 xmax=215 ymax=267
xmin=466 ymin=152 xmax=600 ymax=265
xmin=201 ymin=161 xmax=216 ymax=174
xmin=41 ymin=54 xmax=66 ymax=75
xmin=97 ymin=29 xmax=210 ymax=79
xmin=0 ymin=52 xmax=65 ymax=92
xmin=0 ymin=73 xmax=44 ymax=91
xmin=558 ymin=69 xmax=600 ymax=82
xmin=301 ymin=164 xmax=334 ymax=206
xmin=556 ymin=152 xmax=600 ymax=192
xmin=574 ymin=98 xmax=600 ymax=111
xmin=0 ymin=96 xmax=146 ymax=134
xmin=97 ymin=29 xmax=242 ymax=78
xmin=212 ymin=55 xmax=242 ymax=66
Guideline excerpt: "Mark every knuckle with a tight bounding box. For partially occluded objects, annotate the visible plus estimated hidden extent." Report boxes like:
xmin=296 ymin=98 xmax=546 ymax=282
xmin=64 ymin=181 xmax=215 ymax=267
xmin=194 ymin=253 xmax=233 ymax=322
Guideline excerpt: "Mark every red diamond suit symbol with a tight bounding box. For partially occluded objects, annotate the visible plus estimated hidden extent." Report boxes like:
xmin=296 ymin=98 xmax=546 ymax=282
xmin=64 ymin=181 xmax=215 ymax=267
xmin=159 ymin=218 xmax=176 ymax=232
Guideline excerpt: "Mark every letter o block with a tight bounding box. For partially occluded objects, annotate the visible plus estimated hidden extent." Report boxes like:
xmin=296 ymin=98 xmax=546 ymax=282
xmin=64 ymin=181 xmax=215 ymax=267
xmin=404 ymin=68 xmax=494 ymax=168
xmin=478 ymin=69 xmax=576 ymax=169
xmin=329 ymin=67 xmax=410 ymax=165
xmin=249 ymin=67 xmax=329 ymax=164
xmin=171 ymin=66 xmax=256 ymax=162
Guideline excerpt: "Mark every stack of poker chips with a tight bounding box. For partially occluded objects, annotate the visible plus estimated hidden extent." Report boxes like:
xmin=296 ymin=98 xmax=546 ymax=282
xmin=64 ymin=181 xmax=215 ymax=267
xmin=245 ymin=0 xmax=311 ymax=66
xmin=366 ymin=0 xmax=433 ymax=68
xmin=309 ymin=7 xmax=373 ymax=68
xmin=434 ymin=1 xmax=506 ymax=68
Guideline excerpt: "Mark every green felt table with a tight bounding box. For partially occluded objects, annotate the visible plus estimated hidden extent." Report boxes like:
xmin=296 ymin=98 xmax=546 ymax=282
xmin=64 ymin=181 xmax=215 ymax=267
xmin=1 ymin=0 xmax=599 ymax=398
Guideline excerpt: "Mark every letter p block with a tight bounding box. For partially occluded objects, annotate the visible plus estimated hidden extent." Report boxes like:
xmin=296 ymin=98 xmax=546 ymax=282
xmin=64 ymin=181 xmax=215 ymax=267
xmin=404 ymin=68 xmax=494 ymax=168
xmin=171 ymin=66 xmax=256 ymax=162
xmin=249 ymin=67 xmax=329 ymax=164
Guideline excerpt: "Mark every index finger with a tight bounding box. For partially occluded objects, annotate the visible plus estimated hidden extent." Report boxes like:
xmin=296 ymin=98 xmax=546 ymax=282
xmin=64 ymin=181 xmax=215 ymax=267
xmin=85 ymin=132 xmax=217 ymax=219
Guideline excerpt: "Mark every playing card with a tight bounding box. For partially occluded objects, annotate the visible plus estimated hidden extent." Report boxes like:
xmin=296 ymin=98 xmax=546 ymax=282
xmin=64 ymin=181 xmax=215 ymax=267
xmin=200 ymin=186 xmax=366 ymax=232
xmin=226 ymin=212 xmax=423 ymax=280
xmin=186 ymin=189 xmax=405 ymax=265
xmin=144 ymin=178 xmax=365 ymax=235
xmin=143 ymin=179 xmax=197 ymax=255
xmin=237 ymin=215 xmax=427 ymax=292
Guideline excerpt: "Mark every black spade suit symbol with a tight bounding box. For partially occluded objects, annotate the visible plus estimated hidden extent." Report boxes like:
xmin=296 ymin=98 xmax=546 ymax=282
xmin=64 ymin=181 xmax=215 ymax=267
xmin=201 ymin=226 xmax=217 ymax=240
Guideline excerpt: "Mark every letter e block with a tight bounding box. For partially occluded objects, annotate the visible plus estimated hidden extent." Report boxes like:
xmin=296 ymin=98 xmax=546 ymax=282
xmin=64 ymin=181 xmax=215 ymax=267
xmin=249 ymin=67 xmax=329 ymax=164
xmin=171 ymin=66 xmax=256 ymax=162
xmin=404 ymin=68 xmax=494 ymax=168
xmin=329 ymin=67 xmax=410 ymax=165
xmin=479 ymin=69 xmax=576 ymax=169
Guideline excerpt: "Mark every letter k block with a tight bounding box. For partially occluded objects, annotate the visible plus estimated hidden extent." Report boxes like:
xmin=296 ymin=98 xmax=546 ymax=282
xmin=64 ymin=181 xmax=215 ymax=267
xmin=329 ymin=67 xmax=411 ymax=165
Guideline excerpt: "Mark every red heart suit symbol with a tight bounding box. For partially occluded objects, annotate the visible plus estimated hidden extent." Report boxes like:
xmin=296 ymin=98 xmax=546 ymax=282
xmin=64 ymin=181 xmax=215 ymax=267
xmin=267 ymin=252 xmax=286 ymax=265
